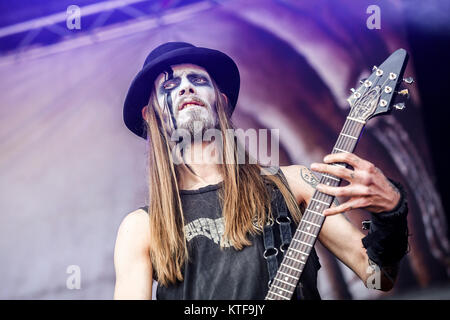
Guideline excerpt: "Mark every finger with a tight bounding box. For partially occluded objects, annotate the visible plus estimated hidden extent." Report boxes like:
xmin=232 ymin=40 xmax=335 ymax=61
xmin=310 ymin=162 xmax=355 ymax=181
xmin=323 ymin=153 xmax=373 ymax=170
xmin=323 ymin=198 xmax=366 ymax=216
xmin=316 ymin=183 xmax=370 ymax=198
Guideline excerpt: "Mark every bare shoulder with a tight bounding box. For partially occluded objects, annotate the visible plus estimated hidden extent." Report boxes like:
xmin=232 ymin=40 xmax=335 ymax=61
xmin=115 ymin=208 xmax=150 ymax=252
xmin=279 ymin=165 xmax=316 ymax=204
xmin=113 ymin=208 xmax=153 ymax=299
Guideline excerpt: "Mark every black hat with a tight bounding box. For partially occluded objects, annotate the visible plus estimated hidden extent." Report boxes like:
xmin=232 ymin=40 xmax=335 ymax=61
xmin=123 ymin=42 xmax=240 ymax=139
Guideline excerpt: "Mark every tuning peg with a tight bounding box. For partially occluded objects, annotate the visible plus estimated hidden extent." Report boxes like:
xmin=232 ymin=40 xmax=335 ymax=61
xmin=350 ymin=88 xmax=356 ymax=93
xmin=397 ymin=88 xmax=410 ymax=98
xmin=394 ymin=102 xmax=406 ymax=110
xmin=372 ymin=65 xmax=378 ymax=71
xmin=403 ymin=77 xmax=414 ymax=84
xmin=359 ymin=78 xmax=367 ymax=84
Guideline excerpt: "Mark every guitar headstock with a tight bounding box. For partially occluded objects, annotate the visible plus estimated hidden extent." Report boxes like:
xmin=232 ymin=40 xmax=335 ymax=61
xmin=347 ymin=48 xmax=412 ymax=122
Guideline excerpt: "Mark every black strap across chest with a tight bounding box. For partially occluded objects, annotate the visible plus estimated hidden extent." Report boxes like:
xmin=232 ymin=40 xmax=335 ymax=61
xmin=262 ymin=186 xmax=293 ymax=287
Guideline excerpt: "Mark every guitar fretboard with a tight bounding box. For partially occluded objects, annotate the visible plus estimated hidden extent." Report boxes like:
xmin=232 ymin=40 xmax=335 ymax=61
xmin=265 ymin=117 xmax=365 ymax=300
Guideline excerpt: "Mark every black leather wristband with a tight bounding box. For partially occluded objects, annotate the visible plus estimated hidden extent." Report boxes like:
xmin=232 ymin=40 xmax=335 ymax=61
xmin=361 ymin=179 xmax=409 ymax=266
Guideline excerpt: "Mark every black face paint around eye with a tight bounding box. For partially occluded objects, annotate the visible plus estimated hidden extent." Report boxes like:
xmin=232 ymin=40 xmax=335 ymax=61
xmin=187 ymin=73 xmax=211 ymax=87
xmin=160 ymin=78 xmax=181 ymax=93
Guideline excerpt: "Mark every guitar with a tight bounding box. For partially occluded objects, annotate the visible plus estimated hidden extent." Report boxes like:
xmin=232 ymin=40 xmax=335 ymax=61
xmin=265 ymin=48 xmax=412 ymax=300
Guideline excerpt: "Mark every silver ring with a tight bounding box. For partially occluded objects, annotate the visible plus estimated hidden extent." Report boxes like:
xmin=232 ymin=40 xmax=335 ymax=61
xmin=280 ymin=243 xmax=290 ymax=253
xmin=263 ymin=247 xmax=278 ymax=259
xmin=276 ymin=216 xmax=291 ymax=225
xmin=265 ymin=216 xmax=274 ymax=227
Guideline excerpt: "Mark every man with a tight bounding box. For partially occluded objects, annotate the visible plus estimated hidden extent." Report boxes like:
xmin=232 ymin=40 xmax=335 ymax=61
xmin=113 ymin=42 xmax=409 ymax=299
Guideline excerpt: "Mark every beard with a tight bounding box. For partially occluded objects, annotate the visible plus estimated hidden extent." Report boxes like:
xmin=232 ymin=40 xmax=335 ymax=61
xmin=176 ymin=106 xmax=217 ymax=139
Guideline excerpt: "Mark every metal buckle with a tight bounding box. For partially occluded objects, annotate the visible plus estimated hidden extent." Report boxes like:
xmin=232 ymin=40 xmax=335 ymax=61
xmin=263 ymin=247 xmax=278 ymax=259
xmin=276 ymin=215 xmax=291 ymax=225
xmin=280 ymin=243 xmax=290 ymax=253
xmin=362 ymin=220 xmax=371 ymax=230
xmin=253 ymin=216 xmax=275 ymax=231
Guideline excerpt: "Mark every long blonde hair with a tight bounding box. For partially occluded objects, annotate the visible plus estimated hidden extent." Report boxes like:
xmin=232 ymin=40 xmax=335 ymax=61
xmin=143 ymin=79 xmax=303 ymax=286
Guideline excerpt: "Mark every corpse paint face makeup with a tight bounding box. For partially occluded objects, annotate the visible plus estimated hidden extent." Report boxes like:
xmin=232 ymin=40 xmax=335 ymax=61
xmin=153 ymin=63 xmax=217 ymax=134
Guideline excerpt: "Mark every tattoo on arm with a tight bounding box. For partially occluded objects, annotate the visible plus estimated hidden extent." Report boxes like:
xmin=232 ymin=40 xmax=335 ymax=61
xmin=300 ymin=167 xmax=319 ymax=188
xmin=300 ymin=167 xmax=340 ymax=206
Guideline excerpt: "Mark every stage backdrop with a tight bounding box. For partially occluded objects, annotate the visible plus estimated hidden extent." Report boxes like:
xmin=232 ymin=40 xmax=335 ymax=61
xmin=0 ymin=0 xmax=448 ymax=299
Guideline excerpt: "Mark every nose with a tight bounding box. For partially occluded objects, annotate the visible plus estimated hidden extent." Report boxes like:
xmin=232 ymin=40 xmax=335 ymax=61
xmin=178 ymin=87 xmax=195 ymax=96
xmin=178 ymin=79 xmax=196 ymax=96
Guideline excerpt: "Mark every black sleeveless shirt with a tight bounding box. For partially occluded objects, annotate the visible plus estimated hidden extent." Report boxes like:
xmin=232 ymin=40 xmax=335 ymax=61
xmin=139 ymin=177 xmax=322 ymax=300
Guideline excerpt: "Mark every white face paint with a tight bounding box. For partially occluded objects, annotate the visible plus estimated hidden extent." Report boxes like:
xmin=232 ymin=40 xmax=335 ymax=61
xmin=153 ymin=63 xmax=217 ymax=136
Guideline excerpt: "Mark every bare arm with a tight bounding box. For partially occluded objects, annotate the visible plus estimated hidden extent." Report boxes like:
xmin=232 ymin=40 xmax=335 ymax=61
xmin=280 ymin=165 xmax=398 ymax=291
xmin=113 ymin=209 xmax=153 ymax=299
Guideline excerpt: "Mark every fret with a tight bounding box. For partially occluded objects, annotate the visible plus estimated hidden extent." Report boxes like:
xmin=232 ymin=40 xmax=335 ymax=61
xmin=302 ymin=225 xmax=317 ymax=234
xmin=292 ymin=239 xmax=313 ymax=247
xmin=274 ymin=278 xmax=298 ymax=287
xmin=282 ymin=263 xmax=302 ymax=272
xmin=301 ymin=230 xmax=317 ymax=238
xmin=306 ymin=209 xmax=324 ymax=216
xmin=322 ymin=173 xmax=340 ymax=182
xmin=278 ymin=270 xmax=297 ymax=279
xmin=272 ymin=284 xmax=292 ymax=294
xmin=302 ymin=219 xmax=321 ymax=228
xmin=340 ymin=132 xmax=358 ymax=140
xmin=285 ymin=255 xmax=305 ymax=264
xmin=313 ymin=194 xmax=334 ymax=205
xmin=311 ymin=198 xmax=330 ymax=206
xmin=269 ymin=291 xmax=287 ymax=299
xmin=288 ymin=246 xmax=309 ymax=255
xmin=333 ymin=147 xmax=349 ymax=153
xmin=346 ymin=116 xmax=366 ymax=124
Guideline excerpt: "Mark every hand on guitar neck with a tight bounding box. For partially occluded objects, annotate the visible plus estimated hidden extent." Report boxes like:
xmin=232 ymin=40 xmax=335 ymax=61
xmin=310 ymin=152 xmax=401 ymax=216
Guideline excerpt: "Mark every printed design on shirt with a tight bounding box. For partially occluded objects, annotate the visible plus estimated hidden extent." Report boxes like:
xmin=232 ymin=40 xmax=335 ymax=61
xmin=184 ymin=217 xmax=232 ymax=247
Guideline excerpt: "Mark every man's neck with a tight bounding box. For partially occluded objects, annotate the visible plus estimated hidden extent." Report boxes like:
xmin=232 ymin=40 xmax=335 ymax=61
xmin=177 ymin=140 xmax=223 ymax=190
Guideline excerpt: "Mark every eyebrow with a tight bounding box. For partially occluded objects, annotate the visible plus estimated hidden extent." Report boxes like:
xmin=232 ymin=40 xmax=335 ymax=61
xmin=160 ymin=72 xmax=209 ymax=85
xmin=186 ymin=72 xmax=209 ymax=79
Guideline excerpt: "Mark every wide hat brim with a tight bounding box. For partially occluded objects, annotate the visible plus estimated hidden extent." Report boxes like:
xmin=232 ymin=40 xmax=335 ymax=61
xmin=123 ymin=46 xmax=240 ymax=139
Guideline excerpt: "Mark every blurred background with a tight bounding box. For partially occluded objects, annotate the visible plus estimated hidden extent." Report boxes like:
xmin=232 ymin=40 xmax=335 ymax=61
xmin=0 ymin=0 xmax=449 ymax=299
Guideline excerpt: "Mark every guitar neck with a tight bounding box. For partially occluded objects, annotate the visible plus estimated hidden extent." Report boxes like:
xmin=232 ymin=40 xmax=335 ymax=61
xmin=265 ymin=117 xmax=366 ymax=300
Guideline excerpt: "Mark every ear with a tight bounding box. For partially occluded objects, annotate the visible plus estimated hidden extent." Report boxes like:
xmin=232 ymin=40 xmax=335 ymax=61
xmin=221 ymin=93 xmax=229 ymax=105
xmin=141 ymin=105 xmax=148 ymax=121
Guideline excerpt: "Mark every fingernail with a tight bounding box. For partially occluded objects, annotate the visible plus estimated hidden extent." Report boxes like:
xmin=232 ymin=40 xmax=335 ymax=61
xmin=311 ymin=163 xmax=318 ymax=169
xmin=323 ymin=155 xmax=330 ymax=162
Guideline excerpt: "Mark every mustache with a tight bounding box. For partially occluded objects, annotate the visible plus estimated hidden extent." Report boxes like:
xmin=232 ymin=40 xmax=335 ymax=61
xmin=176 ymin=96 xmax=208 ymax=112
